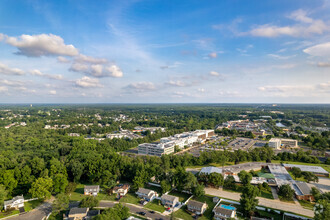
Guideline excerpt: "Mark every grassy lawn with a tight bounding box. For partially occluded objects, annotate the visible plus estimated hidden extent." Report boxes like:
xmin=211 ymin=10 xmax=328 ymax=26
xmin=119 ymin=192 xmax=140 ymax=205
xmin=24 ymin=199 xmax=44 ymax=212
xmin=0 ymin=210 xmax=20 ymax=219
xmin=144 ymin=200 xmax=165 ymax=213
xmin=298 ymin=200 xmax=315 ymax=210
xmin=288 ymin=171 xmax=307 ymax=182
xmin=168 ymin=191 xmax=191 ymax=202
xmin=260 ymin=190 xmax=274 ymax=199
xmin=173 ymin=206 xmax=193 ymax=220
xmin=256 ymin=210 xmax=282 ymax=220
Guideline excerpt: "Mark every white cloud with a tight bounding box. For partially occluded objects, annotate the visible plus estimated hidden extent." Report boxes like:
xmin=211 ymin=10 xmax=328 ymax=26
xmin=210 ymin=71 xmax=219 ymax=76
xmin=268 ymin=54 xmax=296 ymax=59
xmin=0 ymin=79 xmax=25 ymax=87
xmin=30 ymin=69 xmax=63 ymax=80
xmin=166 ymin=80 xmax=188 ymax=87
xmin=49 ymin=90 xmax=57 ymax=95
xmin=198 ymin=88 xmax=205 ymax=92
xmin=249 ymin=10 xmax=329 ymax=37
xmin=303 ymin=42 xmax=330 ymax=57
xmin=5 ymin=33 xmax=79 ymax=57
xmin=0 ymin=33 xmax=4 ymax=41
xmin=0 ymin=62 xmax=25 ymax=75
xmin=75 ymin=76 xmax=103 ymax=88
xmin=74 ymin=54 xmax=107 ymax=64
xmin=57 ymin=56 xmax=70 ymax=63
xmin=125 ymin=82 xmax=155 ymax=92
xmin=208 ymin=52 xmax=217 ymax=58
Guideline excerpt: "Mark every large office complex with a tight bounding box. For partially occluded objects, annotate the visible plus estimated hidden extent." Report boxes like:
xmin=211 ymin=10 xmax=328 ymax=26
xmin=269 ymin=138 xmax=298 ymax=150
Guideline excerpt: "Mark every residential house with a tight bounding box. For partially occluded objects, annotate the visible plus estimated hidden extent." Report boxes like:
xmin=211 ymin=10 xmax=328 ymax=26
xmin=186 ymin=200 xmax=208 ymax=215
xmin=65 ymin=207 xmax=100 ymax=220
xmin=84 ymin=185 xmax=100 ymax=196
xmin=113 ymin=184 xmax=130 ymax=196
xmin=161 ymin=194 xmax=179 ymax=207
xmin=135 ymin=188 xmax=157 ymax=202
xmin=213 ymin=205 xmax=237 ymax=220
xmin=4 ymin=195 xmax=24 ymax=211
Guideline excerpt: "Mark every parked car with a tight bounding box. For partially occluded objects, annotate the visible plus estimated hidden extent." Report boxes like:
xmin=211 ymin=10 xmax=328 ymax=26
xmin=149 ymin=210 xmax=155 ymax=214
xmin=137 ymin=211 xmax=146 ymax=216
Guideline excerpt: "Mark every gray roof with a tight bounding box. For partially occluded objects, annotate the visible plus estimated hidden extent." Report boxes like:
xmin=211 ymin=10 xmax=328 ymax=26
xmin=214 ymin=207 xmax=235 ymax=216
xmin=161 ymin=194 xmax=178 ymax=202
xmin=69 ymin=207 xmax=88 ymax=215
xmin=84 ymin=185 xmax=99 ymax=190
xmin=294 ymin=181 xmax=312 ymax=196
xmin=187 ymin=200 xmax=206 ymax=209
xmin=137 ymin=188 xmax=154 ymax=195
xmin=200 ymin=167 xmax=223 ymax=175
xmin=283 ymin=164 xmax=328 ymax=174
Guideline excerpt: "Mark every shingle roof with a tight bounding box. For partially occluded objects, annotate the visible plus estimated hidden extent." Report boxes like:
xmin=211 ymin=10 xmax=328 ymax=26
xmin=84 ymin=185 xmax=99 ymax=190
xmin=295 ymin=181 xmax=312 ymax=195
xmin=137 ymin=188 xmax=153 ymax=195
xmin=187 ymin=200 xmax=206 ymax=209
xmin=214 ymin=207 xmax=234 ymax=216
xmin=69 ymin=207 xmax=88 ymax=215
xmin=161 ymin=194 xmax=178 ymax=202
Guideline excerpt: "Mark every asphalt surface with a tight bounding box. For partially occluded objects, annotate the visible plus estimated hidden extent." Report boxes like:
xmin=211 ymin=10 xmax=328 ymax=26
xmin=8 ymin=201 xmax=52 ymax=220
xmin=98 ymin=200 xmax=170 ymax=220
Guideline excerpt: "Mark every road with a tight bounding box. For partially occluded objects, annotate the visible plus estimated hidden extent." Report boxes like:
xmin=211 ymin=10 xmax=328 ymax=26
xmin=98 ymin=200 xmax=170 ymax=220
xmin=8 ymin=201 xmax=52 ymax=220
xmin=205 ymin=187 xmax=314 ymax=218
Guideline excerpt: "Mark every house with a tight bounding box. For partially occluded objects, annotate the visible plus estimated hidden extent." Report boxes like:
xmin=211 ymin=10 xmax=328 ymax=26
xmin=135 ymin=188 xmax=157 ymax=202
xmin=4 ymin=195 xmax=24 ymax=211
xmin=113 ymin=184 xmax=130 ymax=196
xmin=213 ymin=205 xmax=237 ymax=220
xmin=64 ymin=207 xmax=100 ymax=220
xmin=186 ymin=200 xmax=208 ymax=215
xmin=161 ymin=194 xmax=179 ymax=207
xmin=84 ymin=185 xmax=100 ymax=196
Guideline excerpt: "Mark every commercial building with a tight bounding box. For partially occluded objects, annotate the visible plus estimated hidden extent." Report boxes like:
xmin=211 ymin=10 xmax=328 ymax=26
xmin=138 ymin=142 xmax=175 ymax=156
xmin=269 ymin=138 xmax=298 ymax=150
xmin=199 ymin=167 xmax=223 ymax=175
xmin=283 ymin=164 xmax=329 ymax=177
xmin=292 ymin=181 xmax=314 ymax=201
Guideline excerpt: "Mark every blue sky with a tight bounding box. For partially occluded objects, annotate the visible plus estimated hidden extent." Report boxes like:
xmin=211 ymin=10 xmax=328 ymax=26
xmin=0 ymin=0 xmax=329 ymax=103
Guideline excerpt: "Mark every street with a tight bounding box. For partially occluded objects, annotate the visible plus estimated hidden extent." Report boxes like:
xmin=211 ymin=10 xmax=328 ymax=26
xmin=8 ymin=201 xmax=52 ymax=220
xmin=98 ymin=200 xmax=170 ymax=220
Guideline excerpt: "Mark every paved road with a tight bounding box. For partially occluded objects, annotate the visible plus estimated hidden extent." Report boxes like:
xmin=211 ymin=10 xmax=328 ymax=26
xmin=98 ymin=200 xmax=170 ymax=220
xmin=8 ymin=201 xmax=52 ymax=220
xmin=205 ymin=187 xmax=314 ymax=218
xmin=270 ymin=186 xmax=279 ymax=200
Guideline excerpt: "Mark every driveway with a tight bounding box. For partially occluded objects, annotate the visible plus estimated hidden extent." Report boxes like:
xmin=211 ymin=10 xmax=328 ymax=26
xmin=205 ymin=187 xmax=314 ymax=218
xmin=8 ymin=201 xmax=52 ymax=220
xmin=98 ymin=200 xmax=170 ymax=220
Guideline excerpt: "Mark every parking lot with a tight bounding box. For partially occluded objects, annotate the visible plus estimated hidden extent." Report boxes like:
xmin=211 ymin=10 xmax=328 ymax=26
xmin=226 ymin=137 xmax=256 ymax=151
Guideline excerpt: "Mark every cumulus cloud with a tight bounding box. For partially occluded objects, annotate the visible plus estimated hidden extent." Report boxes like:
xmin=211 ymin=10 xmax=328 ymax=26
xmin=257 ymin=83 xmax=330 ymax=96
xmin=75 ymin=76 xmax=103 ymax=88
xmin=69 ymin=56 xmax=123 ymax=78
xmin=0 ymin=86 xmax=8 ymax=92
xmin=125 ymin=82 xmax=155 ymax=92
xmin=303 ymin=42 xmax=330 ymax=57
xmin=49 ymin=90 xmax=57 ymax=95
xmin=0 ymin=62 xmax=25 ymax=75
xmin=30 ymin=69 xmax=63 ymax=80
xmin=57 ymin=56 xmax=70 ymax=63
xmin=249 ymin=10 xmax=329 ymax=37
xmin=0 ymin=79 xmax=25 ymax=87
xmin=208 ymin=52 xmax=217 ymax=58
xmin=4 ymin=33 xmax=79 ymax=57
xmin=166 ymin=80 xmax=188 ymax=87
xmin=198 ymin=88 xmax=205 ymax=92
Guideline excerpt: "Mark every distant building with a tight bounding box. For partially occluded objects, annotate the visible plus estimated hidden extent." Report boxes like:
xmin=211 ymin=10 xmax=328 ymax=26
xmin=283 ymin=164 xmax=329 ymax=177
xmin=84 ymin=185 xmax=100 ymax=196
xmin=186 ymin=200 xmax=208 ymax=215
xmin=269 ymin=138 xmax=298 ymax=150
xmin=113 ymin=184 xmax=130 ymax=196
xmin=136 ymin=188 xmax=157 ymax=202
xmin=199 ymin=167 xmax=223 ymax=175
xmin=138 ymin=142 xmax=175 ymax=156
xmin=161 ymin=194 xmax=179 ymax=207
xmin=4 ymin=195 xmax=24 ymax=211
xmin=68 ymin=133 xmax=80 ymax=137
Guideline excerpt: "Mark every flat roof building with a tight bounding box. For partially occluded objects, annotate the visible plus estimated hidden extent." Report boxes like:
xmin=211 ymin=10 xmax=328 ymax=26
xmin=138 ymin=142 xmax=175 ymax=157
xmin=283 ymin=164 xmax=329 ymax=177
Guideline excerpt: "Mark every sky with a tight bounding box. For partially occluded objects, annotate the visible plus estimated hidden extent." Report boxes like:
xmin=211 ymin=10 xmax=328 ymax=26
xmin=0 ymin=0 xmax=330 ymax=103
